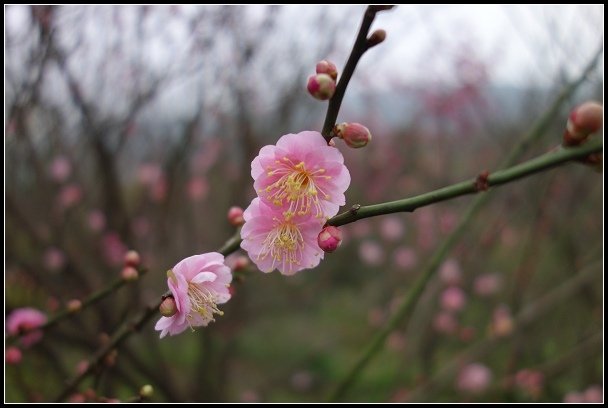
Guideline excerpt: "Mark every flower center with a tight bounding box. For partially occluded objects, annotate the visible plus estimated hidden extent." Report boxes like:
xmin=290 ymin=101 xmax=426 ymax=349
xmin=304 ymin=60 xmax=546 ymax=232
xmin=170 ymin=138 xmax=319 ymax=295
xmin=186 ymin=283 xmax=223 ymax=327
xmin=263 ymin=157 xmax=331 ymax=219
xmin=259 ymin=219 xmax=304 ymax=271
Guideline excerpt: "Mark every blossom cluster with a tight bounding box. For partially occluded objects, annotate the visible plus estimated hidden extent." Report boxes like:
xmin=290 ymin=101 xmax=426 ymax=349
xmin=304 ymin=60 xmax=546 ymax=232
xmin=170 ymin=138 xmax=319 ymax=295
xmin=240 ymin=131 xmax=350 ymax=275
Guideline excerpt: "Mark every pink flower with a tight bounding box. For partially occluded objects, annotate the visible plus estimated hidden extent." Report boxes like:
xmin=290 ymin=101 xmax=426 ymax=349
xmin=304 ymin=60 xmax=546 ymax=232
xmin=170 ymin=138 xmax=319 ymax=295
xmin=473 ymin=273 xmax=502 ymax=297
xmin=155 ymin=253 xmax=232 ymax=338
xmin=358 ymin=240 xmax=385 ymax=266
xmin=57 ymin=184 xmax=83 ymax=209
xmin=456 ymin=363 xmax=492 ymax=394
xmin=240 ymin=198 xmax=324 ymax=275
xmin=441 ymin=286 xmax=467 ymax=312
xmin=49 ymin=156 xmax=72 ymax=182
xmin=393 ymin=246 xmax=418 ymax=270
xmin=439 ymin=258 xmax=462 ymax=286
xmin=43 ymin=247 xmax=66 ymax=272
xmin=251 ymin=131 xmax=350 ymax=221
xmin=87 ymin=210 xmax=106 ymax=232
xmin=6 ymin=308 xmax=47 ymax=347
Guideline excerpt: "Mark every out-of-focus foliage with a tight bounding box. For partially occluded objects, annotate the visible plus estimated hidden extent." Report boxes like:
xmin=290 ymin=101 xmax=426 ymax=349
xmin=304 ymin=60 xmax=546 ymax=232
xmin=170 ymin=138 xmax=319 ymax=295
xmin=5 ymin=5 xmax=603 ymax=402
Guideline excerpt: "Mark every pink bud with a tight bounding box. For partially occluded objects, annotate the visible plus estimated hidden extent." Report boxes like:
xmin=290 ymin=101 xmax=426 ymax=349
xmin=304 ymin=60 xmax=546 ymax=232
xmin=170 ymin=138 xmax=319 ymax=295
xmin=67 ymin=299 xmax=82 ymax=313
xmin=159 ymin=296 xmax=177 ymax=317
xmin=121 ymin=266 xmax=139 ymax=281
xmin=233 ymin=255 xmax=250 ymax=271
xmin=317 ymin=226 xmax=343 ymax=253
xmin=124 ymin=250 xmax=141 ymax=267
xmin=335 ymin=122 xmax=372 ymax=148
xmin=316 ymin=59 xmax=338 ymax=80
xmin=456 ymin=363 xmax=492 ymax=394
xmin=6 ymin=347 xmax=22 ymax=365
xmin=441 ymin=287 xmax=467 ymax=312
xmin=307 ymin=74 xmax=336 ymax=101
xmin=227 ymin=206 xmax=245 ymax=226
xmin=564 ymin=101 xmax=603 ymax=145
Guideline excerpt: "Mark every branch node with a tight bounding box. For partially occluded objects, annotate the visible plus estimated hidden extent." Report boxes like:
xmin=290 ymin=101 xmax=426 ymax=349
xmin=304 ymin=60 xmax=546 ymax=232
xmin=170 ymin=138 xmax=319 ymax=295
xmin=350 ymin=204 xmax=362 ymax=214
xmin=474 ymin=170 xmax=490 ymax=192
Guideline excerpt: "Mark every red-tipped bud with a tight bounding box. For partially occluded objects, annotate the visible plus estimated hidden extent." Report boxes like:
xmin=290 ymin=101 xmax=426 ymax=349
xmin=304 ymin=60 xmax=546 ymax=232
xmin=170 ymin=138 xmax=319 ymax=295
xmin=316 ymin=60 xmax=338 ymax=80
xmin=233 ymin=255 xmax=250 ymax=271
xmin=159 ymin=296 xmax=177 ymax=317
xmin=227 ymin=206 xmax=245 ymax=226
xmin=367 ymin=29 xmax=387 ymax=47
xmin=140 ymin=385 xmax=154 ymax=398
xmin=317 ymin=226 xmax=343 ymax=253
xmin=563 ymin=101 xmax=603 ymax=146
xmin=67 ymin=299 xmax=82 ymax=313
xmin=124 ymin=250 xmax=141 ymax=267
xmin=307 ymin=74 xmax=336 ymax=101
xmin=121 ymin=266 xmax=139 ymax=281
xmin=335 ymin=122 xmax=372 ymax=148
xmin=6 ymin=347 xmax=22 ymax=365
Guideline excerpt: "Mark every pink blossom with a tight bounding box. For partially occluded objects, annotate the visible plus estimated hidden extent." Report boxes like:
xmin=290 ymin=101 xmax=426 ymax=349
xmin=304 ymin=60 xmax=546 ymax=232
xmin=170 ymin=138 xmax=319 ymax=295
xmin=583 ymin=385 xmax=603 ymax=403
xmin=515 ymin=369 xmax=544 ymax=398
xmin=187 ymin=177 xmax=209 ymax=201
xmin=57 ymin=184 xmax=83 ymax=209
xmin=379 ymin=216 xmax=404 ymax=242
xmin=240 ymin=198 xmax=324 ymax=275
xmin=155 ymin=253 xmax=232 ymax=338
xmin=563 ymin=392 xmax=585 ymax=403
xmin=473 ymin=273 xmax=502 ymax=297
xmin=101 ymin=232 xmax=128 ymax=267
xmin=6 ymin=308 xmax=47 ymax=347
xmin=43 ymin=247 xmax=66 ymax=272
xmin=251 ymin=131 xmax=350 ymax=221
xmin=137 ymin=164 xmax=162 ymax=185
xmin=5 ymin=347 xmax=23 ymax=365
xmin=358 ymin=240 xmax=385 ymax=266
xmin=433 ymin=311 xmax=458 ymax=334
xmin=393 ymin=246 xmax=418 ymax=270
xmin=49 ymin=156 xmax=72 ymax=182
xmin=87 ymin=210 xmax=106 ymax=232
xmin=441 ymin=286 xmax=467 ymax=312
xmin=439 ymin=258 xmax=462 ymax=286
xmin=456 ymin=363 xmax=492 ymax=394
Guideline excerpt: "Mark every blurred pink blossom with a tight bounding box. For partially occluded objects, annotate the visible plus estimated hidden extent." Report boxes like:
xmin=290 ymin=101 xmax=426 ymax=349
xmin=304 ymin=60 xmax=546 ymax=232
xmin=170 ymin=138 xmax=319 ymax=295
xmin=515 ymin=369 xmax=544 ymax=399
xmin=49 ymin=156 xmax=72 ymax=182
xmin=43 ymin=247 xmax=66 ymax=272
xmin=187 ymin=177 xmax=209 ymax=201
xmin=6 ymin=308 xmax=47 ymax=348
xmin=433 ymin=311 xmax=458 ymax=334
xmin=473 ymin=273 xmax=502 ymax=297
xmin=290 ymin=370 xmax=313 ymax=392
xmin=358 ymin=240 xmax=385 ymax=266
xmin=150 ymin=176 xmax=167 ymax=202
xmin=87 ymin=210 xmax=106 ymax=232
xmin=387 ymin=331 xmax=407 ymax=351
xmin=393 ymin=246 xmax=418 ymax=270
xmin=5 ymin=347 xmax=23 ymax=365
xmin=563 ymin=392 xmax=585 ymax=403
xmin=155 ymin=253 xmax=232 ymax=338
xmin=583 ymin=385 xmax=603 ymax=403
xmin=441 ymin=286 xmax=467 ymax=312
xmin=137 ymin=163 xmax=162 ymax=185
xmin=57 ymin=184 xmax=83 ymax=209
xmin=379 ymin=216 xmax=405 ymax=242
xmin=491 ymin=304 xmax=514 ymax=337
xmin=132 ymin=216 xmax=151 ymax=238
xmin=239 ymin=390 xmax=260 ymax=403
xmin=101 ymin=232 xmax=128 ymax=267
xmin=439 ymin=210 xmax=458 ymax=234
xmin=367 ymin=307 xmax=385 ymax=328
xmin=439 ymin=258 xmax=462 ymax=286
xmin=456 ymin=363 xmax=492 ymax=394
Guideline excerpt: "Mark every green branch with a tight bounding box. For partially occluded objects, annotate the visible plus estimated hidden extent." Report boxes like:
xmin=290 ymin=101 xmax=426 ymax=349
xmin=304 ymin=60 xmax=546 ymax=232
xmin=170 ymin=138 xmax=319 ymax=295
xmin=328 ymin=139 xmax=602 ymax=226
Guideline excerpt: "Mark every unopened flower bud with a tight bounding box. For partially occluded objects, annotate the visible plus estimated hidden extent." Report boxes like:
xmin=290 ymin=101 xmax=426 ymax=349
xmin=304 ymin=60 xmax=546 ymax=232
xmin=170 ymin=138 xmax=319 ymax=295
xmin=124 ymin=250 xmax=141 ymax=267
xmin=121 ymin=266 xmax=139 ymax=281
xmin=307 ymin=74 xmax=336 ymax=101
xmin=159 ymin=296 xmax=177 ymax=317
xmin=335 ymin=122 xmax=372 ymax=148
xmin=227 ymin=206 xmax=245 ymax=226
xmin=564 ymin=101 xmax=603 ymax=146
xmin=6 ymin=347 xmax=22 ymax=365
xmin=140 ymin=384 xmax=154 ymax=398
xmin=67 ymin=299 xmax=82 ymax=313
xmin=233 ymin=255 xmax=250 ymax=271
xmin=367 ymin=29 xmax=387 ymax=47
xmin=316 ymin=60 xmax=338 ymax=80
xmin=317 ymin=226 xmax=343 ymax=253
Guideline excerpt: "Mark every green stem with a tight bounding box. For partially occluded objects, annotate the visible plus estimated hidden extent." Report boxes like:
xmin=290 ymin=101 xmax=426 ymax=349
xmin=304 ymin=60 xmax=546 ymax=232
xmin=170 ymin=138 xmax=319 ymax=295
xmin=53 ymin=297 xmax=162 ymax=402
xmin=7 ymin=268 xmax=148 ymax=342
xmin=328 ymin=140 xmax=601 ymax=226
xmin=327 ymin=44 xmax=602 ymax=401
